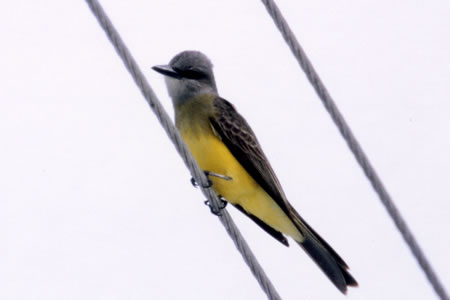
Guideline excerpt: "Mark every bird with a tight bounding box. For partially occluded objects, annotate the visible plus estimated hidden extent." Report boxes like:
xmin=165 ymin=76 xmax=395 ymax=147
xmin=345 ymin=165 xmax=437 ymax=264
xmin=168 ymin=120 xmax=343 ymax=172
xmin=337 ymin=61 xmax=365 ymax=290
xmin=152 ymin=50 xmax=358 ymax=294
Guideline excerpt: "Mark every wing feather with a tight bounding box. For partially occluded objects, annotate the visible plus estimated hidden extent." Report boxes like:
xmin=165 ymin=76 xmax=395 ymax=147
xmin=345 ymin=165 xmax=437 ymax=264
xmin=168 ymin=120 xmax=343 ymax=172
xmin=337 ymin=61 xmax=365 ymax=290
xmin=209 ymin=97 xmax=356 ymax=290
xmin=209 ymin=97 xmax=292 ymax=219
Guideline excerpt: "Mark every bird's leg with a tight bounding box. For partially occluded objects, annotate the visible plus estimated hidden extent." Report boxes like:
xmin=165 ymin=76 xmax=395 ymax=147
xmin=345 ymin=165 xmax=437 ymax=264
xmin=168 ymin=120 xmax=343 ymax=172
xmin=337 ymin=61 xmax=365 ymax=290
xmin=190 ymin=170 xmax=232 ymax=188
xmin=190 ymin=171 xmax=231 ymax=216
xmin=205 ymin=171 xmax=233 ymax=182
xmin=204 ymin=195 xmax=228 ymax=216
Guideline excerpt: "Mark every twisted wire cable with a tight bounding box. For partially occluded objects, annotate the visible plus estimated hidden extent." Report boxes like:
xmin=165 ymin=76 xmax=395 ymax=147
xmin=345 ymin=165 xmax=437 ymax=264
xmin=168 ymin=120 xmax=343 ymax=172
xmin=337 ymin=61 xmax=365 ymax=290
xmin=260 ymin=1 xmax=448 ymax=299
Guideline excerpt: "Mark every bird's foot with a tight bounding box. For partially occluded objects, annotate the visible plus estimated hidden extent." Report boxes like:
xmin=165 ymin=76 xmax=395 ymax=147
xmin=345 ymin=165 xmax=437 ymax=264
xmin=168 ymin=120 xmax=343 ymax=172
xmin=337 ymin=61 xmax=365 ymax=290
xmin=204 ymin=196 xmax=228 ymax=216
xmin=190 ymin=171 xmax=232 ymax=188
xmin=190 ymin=176 xmax=212 ymax=188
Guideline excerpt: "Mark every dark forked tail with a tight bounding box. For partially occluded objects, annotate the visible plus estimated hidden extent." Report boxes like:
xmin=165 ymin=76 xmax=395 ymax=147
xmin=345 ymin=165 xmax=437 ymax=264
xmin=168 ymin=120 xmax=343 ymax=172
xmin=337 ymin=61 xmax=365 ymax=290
xmin=296 ymin=217 xmax=358 ymax=294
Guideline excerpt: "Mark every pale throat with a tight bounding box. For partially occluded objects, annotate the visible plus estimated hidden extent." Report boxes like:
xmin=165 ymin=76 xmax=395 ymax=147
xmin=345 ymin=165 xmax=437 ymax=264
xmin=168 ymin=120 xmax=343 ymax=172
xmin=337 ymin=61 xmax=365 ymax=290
xmin=165 ymin=77 xmax=217 ymax=107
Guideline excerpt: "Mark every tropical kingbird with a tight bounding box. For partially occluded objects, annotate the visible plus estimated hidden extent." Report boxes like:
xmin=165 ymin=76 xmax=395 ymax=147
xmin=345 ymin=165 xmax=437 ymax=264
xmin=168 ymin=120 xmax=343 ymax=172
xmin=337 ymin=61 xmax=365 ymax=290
xmin=153 ymin=50 xmax=358 ymax=294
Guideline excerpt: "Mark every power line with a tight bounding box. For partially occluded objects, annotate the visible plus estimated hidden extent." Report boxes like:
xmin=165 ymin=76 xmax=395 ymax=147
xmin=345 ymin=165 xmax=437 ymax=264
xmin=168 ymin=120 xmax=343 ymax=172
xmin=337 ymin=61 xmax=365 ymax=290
xmin=260 ymin=1 xmax=449 ymax=299
xmin=84 ymin=0 xmax=282 ymax=299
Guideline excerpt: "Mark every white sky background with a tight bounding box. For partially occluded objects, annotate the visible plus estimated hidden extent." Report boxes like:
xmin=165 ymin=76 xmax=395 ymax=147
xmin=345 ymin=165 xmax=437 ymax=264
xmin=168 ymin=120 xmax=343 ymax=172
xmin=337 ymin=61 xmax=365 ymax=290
xmin=1 ymin=1 xmax=449 ymax=299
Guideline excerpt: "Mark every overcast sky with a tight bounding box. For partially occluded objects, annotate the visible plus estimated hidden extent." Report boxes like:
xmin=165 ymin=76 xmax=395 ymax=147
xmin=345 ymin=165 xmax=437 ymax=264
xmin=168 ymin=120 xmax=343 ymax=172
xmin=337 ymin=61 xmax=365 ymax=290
xmin=1 ymin=1 xmax=449 ymax=300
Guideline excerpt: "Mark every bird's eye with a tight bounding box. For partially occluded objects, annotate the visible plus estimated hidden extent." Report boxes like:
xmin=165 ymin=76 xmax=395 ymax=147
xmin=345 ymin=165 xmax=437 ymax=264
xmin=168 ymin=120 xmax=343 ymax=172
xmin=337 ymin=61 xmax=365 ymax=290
xmin=175 ymin=67 xmax=207 ymax=80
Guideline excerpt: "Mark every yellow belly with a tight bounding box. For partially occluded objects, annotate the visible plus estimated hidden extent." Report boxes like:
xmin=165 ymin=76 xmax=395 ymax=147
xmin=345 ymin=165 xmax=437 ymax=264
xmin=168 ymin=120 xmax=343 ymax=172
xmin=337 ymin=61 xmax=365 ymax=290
xmin=181 ymin=128 xmax=301 ymax=241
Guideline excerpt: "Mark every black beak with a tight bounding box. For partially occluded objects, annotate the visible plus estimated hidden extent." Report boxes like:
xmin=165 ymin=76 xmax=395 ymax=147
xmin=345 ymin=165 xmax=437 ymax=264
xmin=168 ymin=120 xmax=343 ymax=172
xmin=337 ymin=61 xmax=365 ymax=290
xmin=152 ymin=65 xmax=181 ymax=79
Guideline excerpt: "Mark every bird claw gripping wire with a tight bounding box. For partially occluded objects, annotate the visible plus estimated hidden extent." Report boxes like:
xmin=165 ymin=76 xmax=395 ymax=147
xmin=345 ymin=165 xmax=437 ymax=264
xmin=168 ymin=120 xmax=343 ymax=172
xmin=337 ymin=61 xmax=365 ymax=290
xmin=190 ymin=171 xmax=231 ymax=216
xmin=190 ymin=170 xmax=232 ymax=188
xmin=204 ymin=196 xmax=228 ymax=216
xmin=190 ymin=176 xmax=212 ymax=188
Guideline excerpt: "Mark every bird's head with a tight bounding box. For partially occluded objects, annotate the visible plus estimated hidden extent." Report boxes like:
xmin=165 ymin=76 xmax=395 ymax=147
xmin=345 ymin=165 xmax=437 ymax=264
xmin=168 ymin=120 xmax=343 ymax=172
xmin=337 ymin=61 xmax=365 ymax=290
xmin=153 ymin=50 xmax=218 ymax=105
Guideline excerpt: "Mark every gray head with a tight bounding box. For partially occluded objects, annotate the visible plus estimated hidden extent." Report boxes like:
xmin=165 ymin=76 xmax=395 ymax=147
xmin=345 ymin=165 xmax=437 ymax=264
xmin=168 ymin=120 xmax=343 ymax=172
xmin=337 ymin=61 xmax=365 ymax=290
xmin=152 ymin=51 xmax=217 ymax=105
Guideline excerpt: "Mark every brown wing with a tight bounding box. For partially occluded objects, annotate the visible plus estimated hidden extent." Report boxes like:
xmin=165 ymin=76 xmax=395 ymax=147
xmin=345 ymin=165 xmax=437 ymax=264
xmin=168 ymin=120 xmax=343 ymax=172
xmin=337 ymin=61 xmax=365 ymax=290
xmin=210 ymin=97 xmax=349 ymax=259
xmin=210 ymin=97 xmax=357 ymax=291
xmin=210 ymin=97 xmax=358 ymax=293
xmin=209 ymin=97 xmax=294 ymax=221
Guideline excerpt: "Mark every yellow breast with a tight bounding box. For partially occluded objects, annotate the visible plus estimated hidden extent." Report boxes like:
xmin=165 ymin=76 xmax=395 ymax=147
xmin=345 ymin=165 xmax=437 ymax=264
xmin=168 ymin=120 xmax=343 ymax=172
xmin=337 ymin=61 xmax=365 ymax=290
xmin=181 ymin=127 xmax=259 ymax=203
xmin=175 ymin=95 xmax=301 ymax=240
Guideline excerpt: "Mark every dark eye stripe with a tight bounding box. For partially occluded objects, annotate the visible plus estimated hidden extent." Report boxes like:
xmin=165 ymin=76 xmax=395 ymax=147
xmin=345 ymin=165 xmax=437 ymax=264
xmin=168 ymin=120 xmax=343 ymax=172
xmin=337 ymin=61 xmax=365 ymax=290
xmin=174 ymin=67 xmax=207 ymax=80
